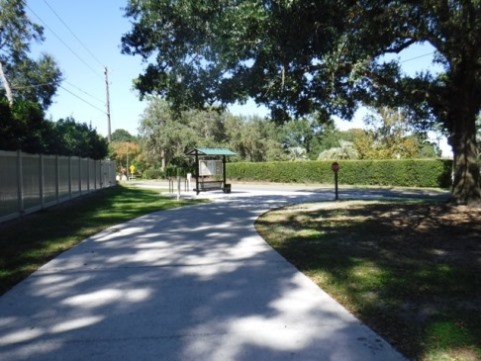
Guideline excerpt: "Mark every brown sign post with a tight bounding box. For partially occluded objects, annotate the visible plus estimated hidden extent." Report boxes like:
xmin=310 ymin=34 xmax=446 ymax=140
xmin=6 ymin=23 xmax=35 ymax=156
xmin=331 ymin=162 xmax=340 ymax=200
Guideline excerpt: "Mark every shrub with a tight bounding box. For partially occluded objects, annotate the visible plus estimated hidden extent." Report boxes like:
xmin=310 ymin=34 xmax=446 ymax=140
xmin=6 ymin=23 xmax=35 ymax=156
xmin=227 ymin=159 xmax=453 ymax=188
xmin=143 ymin=168 xmax=164 ymax=179
xmin=164 ymin=166 xmax=194 ymax=178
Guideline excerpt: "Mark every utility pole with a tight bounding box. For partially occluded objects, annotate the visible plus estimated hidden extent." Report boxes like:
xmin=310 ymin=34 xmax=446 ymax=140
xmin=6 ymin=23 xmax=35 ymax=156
xmin=104 ymin=66 xmax=112 ymax=142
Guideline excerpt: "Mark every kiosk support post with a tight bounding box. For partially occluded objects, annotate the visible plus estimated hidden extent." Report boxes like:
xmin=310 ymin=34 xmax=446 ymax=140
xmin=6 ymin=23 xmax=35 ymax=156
xmin=195 ymin=151 xmax=199 ymax=195
xmin=222 ymin=155 xmax=226 ymax=185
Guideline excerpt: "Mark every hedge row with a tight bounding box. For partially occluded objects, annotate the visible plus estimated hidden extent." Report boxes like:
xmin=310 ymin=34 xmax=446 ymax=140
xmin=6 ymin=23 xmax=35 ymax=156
xmin=227 ymin=159 xmax=453 ymax=188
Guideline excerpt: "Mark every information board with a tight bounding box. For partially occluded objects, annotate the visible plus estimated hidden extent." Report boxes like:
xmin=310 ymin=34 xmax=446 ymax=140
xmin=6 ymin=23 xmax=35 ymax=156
xmin=199 ymin=160 xmax=223 ymax=176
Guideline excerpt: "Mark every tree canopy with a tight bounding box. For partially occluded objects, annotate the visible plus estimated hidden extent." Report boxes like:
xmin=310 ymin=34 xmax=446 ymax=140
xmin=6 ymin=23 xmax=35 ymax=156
xmin=343 ymin=1 xmax=481 ymax=204
xmin=121 ymin=0 xmax=349 ymax=120
xmin=137 ymin=98 xmax=439 ymax=172
xmin=122 ymin=1 xmax=481 ymax=204
xmin=0 ymin=0 xmax=61 ymax=108
xmin=0 ymin=0 xmax=103 ymax=159
xmin=0 ymin=100 xmax=108 ymax=159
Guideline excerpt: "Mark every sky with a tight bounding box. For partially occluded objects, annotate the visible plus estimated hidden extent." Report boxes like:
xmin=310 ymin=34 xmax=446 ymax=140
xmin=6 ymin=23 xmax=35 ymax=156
xmin=26 ymin=0 xmax=146 ymax=137
xmin=25 ymin=0 xmax=451 ymax=156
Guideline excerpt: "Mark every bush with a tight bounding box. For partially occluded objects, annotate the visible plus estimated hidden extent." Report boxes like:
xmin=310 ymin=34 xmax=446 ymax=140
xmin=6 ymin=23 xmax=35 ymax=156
xmin=143 ymin=168 xmax=164 ymax=179
xmin=227 ymin=159 xmax=453 ymax=188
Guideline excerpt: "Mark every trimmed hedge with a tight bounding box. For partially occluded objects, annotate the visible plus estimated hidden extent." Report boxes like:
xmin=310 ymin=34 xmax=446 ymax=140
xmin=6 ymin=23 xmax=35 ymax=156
xmin=227 ymin=159 xmax=453 ymax=188
xmin=143 ymin=168 xmax=165 ymax=179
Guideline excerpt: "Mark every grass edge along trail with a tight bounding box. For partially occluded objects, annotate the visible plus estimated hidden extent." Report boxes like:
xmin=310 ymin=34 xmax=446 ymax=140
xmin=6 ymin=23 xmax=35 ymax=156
xmin=256 ymin=200 xmax=481 ymax=361
xmin=0 ymin=185 xmax=205 ymax=295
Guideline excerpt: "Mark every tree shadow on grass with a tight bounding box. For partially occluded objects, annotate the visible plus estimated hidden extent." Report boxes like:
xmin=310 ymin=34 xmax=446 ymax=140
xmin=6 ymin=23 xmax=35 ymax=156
xmin=256 ymin=201 xmax=481 ymax=360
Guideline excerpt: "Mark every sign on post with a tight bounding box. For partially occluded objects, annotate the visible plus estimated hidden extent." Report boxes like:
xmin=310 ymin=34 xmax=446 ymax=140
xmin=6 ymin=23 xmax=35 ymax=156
xmin=331 ymin=162 xmax=340 ymax=200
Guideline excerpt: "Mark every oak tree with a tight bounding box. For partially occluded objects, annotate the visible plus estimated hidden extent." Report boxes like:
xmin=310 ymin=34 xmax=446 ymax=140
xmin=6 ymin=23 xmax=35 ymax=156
xmin=122 ymin=0 xmax=481 ymax=205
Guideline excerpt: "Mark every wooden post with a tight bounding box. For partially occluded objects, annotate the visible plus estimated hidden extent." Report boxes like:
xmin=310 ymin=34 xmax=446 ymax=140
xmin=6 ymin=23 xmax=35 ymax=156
xmin=331 ymin=162 xmax=340 ymax=201
xmin=222 ymin=155 xmax=226 ymax=185
xmin=17 ymin=150 xmax=24 ymax=214
xmin=39 ymin=154 xmax=45 ymax=209
xmin=104 ymin=67 xmax=112 ymax=143
xmin=55 ymin=155 xmax=60 ymax=203
xmin=334 ymin=172 xmax=339 ymax=200
xmin=195 ymin=150 xmax=199 ymax=195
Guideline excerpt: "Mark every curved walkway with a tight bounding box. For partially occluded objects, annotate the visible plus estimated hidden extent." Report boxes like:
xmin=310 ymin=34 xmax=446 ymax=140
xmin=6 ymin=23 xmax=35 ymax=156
xmin=0 ymin=187 xmax=425 ymax=361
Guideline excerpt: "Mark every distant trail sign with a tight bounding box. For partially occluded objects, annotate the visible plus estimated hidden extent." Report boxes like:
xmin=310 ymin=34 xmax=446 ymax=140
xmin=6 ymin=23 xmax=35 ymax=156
xmin=331 ymin=162 xmax=340 ymax=200
xmin=331 ymin=162 xmax=340 ymax=172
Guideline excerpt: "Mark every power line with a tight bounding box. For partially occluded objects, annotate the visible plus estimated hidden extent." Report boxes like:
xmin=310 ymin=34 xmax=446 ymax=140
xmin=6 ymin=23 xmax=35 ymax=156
xmin=10 ymin=82 xmax=56 ymax=90
xmin=41 ymin=0 xmax=105 ymax=68
xmin=59 ymin=84 xmax=107 ymax=115
xmin=400 ymin=52 xmax=435 ymax=64
xmin=9 ymin=80 xmax=106 ymax=117
xmin=10 ymin=80 xmax=108 ymax=116
xmin=63 ymin=80 xmax=104 ymax=104
xmin=25 ymin=4 xmax=104 ymax=80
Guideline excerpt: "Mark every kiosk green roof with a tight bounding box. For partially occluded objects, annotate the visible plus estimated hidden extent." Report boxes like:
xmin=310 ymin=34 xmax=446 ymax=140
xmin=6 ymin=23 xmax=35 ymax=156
xmin=186 ymin=148 xmax=237 ymax=156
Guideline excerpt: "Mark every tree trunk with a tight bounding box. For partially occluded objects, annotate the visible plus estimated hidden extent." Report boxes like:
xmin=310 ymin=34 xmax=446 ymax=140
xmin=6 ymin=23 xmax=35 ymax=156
xmin=0 ymin=60 xmax=13 ymax=107
xmin=161 ymin=148 xmax=166 ymax=170
xmin=449 ymin=111 xmax=481 ymax=206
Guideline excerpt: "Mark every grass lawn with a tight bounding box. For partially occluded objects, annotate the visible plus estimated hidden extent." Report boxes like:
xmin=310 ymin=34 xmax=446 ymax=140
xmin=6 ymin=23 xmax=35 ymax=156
xmin=0 ymin=185 xmax=204 ymax=295
xmin=256 ymin=200 xmax=481 ymax=361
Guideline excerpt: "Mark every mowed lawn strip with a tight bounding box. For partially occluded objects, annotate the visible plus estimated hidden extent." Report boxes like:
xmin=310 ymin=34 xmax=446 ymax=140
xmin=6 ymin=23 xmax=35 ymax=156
xmin=256 ymin=200 xmax=481 ymax=361
xmin=0 ymin=185 xmax=205 ymax=295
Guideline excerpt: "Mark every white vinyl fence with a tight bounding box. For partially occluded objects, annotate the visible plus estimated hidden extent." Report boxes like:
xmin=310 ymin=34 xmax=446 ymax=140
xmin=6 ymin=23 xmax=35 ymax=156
xmin=0 ymin=150 xmax=116 ymax=223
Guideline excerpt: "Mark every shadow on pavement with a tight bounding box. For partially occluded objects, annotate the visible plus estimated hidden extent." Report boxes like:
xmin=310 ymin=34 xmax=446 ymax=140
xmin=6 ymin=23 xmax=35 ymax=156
xmin=0 ymin=189 xmax=415 ymax=360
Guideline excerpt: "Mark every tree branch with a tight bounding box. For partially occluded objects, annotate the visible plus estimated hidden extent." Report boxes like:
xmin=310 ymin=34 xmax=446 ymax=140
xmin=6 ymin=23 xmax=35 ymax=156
xmin=0 ymin=60 xmax=13 ymax=107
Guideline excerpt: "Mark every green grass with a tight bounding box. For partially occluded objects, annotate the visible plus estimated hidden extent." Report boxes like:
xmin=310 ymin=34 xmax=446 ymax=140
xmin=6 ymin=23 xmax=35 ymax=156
xmin=0 ymin=185 xmax=205 ymax=295
xmin=256 ymin=200 xmax=481 ymax=361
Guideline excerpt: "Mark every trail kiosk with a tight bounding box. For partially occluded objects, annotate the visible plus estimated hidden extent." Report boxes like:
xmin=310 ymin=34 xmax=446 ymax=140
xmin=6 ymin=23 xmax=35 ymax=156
xmin=186 ymin=148 xmax=237 ymax=195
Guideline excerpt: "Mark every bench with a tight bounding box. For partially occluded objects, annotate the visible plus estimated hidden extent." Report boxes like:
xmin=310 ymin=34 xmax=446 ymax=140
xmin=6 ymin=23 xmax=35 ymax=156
xmin=195 ymin=180 xmax=231 ymax=194
xmin=195 ymin=180 xmax=224 ymax=193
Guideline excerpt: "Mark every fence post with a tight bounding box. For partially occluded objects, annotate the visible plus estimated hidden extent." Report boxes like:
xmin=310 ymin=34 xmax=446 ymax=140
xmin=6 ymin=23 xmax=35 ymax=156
xmin=68 ymin=156 xmax=72 ymax=199
xmin=94 ymin=160 xmax=98 ymax=190
xmin=16 ymin=150 xmax=24 ymax=214
xmin=87 ymin=159 xmax=90 ymax=192
xmin=39 ymin=153 xmax=45 ymax=209
xmin=55 ymin=155 xmax=60 ymax=204
xmin=78 ymin=157 xmax=82 ymax=194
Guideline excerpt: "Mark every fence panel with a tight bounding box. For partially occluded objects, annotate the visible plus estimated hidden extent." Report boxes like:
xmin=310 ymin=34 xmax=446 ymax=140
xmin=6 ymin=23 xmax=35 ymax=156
xmin=80 ymin=159 xmax=89 ymax=193
xmin=43 ymin=155 xmax=58 ymax=206
xmin=0 ymin=150 xmax=116 ymax=223
xmin=101 ymin=160 xmax=115 ymax=188
xmin=89 ymin=159 xmax=96 ymax=190
xmin=0 ymin=151 xmax=19 ymax=220
xmin=22 ymin=153 xmax=41 ymax=212
xmin=58 ymin=157 xmax=70 ymax=200
xmin=70 ymin=157 xmax=81 ymax=197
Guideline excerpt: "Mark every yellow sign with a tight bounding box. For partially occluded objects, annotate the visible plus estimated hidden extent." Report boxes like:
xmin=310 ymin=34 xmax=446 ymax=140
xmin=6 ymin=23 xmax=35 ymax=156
xmin=129 ymin=165 xmax=136 ymax=174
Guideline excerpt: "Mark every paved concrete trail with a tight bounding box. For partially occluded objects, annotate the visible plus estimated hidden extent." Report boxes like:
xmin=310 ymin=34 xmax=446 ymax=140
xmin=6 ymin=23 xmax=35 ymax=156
xmin=0 ymin=187 xmax=412 ymax=361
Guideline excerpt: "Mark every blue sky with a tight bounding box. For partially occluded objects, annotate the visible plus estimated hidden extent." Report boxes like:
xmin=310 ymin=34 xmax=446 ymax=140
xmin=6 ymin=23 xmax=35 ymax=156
xmin=25 ymin=0 xmax=450 ymax=156
xmin=26 ymin=0 xmax=269 ymax=137
xmin=26 ymin=0 xmax=146 ymax=137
